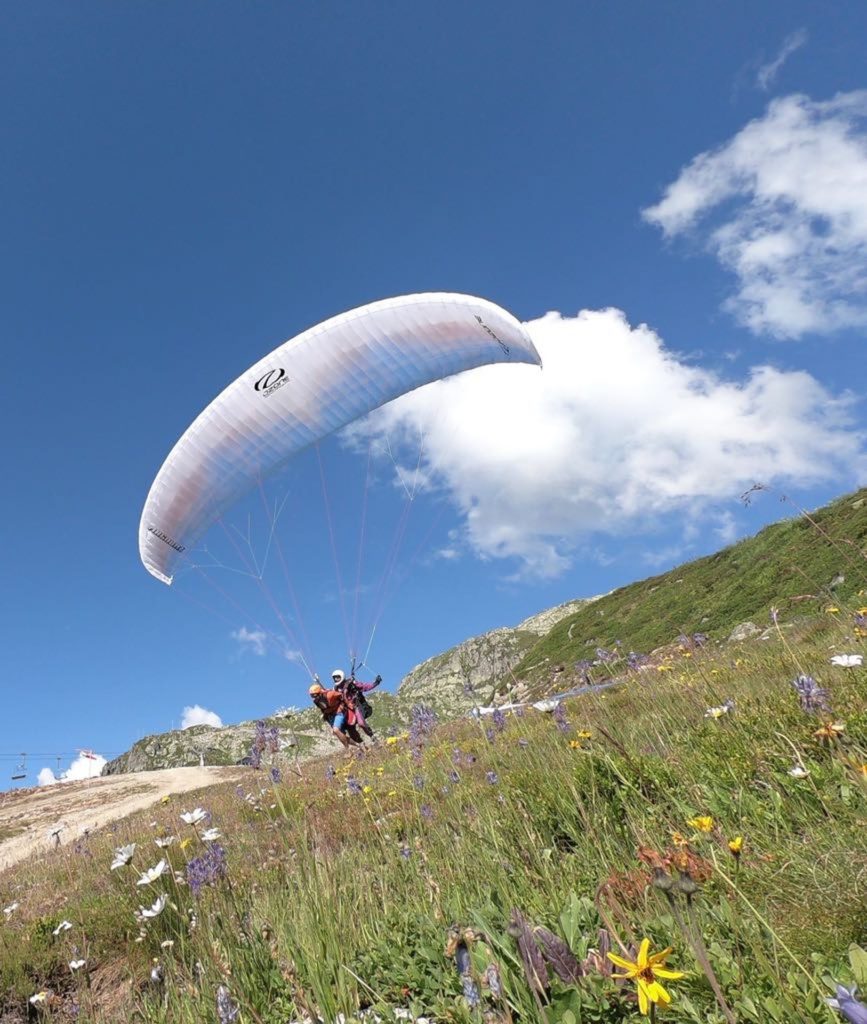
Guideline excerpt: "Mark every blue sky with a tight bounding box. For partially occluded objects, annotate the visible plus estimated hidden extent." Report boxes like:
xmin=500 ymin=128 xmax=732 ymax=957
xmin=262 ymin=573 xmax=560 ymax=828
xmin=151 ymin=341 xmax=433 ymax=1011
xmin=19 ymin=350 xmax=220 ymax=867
xmin=2 ymin=2 xmax=866 ymax=786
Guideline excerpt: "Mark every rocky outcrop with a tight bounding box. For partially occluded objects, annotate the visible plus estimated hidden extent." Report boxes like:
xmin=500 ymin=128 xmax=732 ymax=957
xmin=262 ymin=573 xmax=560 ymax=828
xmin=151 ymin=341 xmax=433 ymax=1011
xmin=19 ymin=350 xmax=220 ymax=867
xmin=102 ymin=712 xmax=333 ymax=775
xmin=397 ymin=597 xmax=601 ymax=712
xmin=515 ymin=598 xmax=600 ymax=635
xmin=103 ymin=693 xmax=414 ymax=775
xmin=728 ymin=622 xmax=760 ymax=642
xmin=104 ymin=601 xmax=600 ymax=773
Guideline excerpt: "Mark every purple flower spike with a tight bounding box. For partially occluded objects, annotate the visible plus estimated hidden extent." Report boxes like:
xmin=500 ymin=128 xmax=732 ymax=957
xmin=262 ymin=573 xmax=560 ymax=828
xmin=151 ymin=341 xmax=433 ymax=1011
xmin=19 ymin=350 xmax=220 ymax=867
xmin=792 ymin=674 xmax=832 ymax=715
xmin=187 ymin=843 xmax=228 ymax=897
xmin=827 ymin=984 xmax=867 ymax=1024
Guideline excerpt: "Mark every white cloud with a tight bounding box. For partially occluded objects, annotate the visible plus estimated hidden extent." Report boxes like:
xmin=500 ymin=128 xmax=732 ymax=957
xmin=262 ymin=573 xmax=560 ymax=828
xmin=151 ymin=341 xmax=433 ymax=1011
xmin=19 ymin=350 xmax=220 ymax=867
xmin=359 ymin=309 xmax=864 ymax=577
xmin=38 ymin=752 xmax=107 ymax=786
xmin=756 ymin=29 xmax=807 ymax=91
xmin=180 ymin=705 xmax=223 ymax=730
xmin=643 ymin=91 xmax=867 ymax=338
xmin=231 ymin=626 xmax=267 ymax=656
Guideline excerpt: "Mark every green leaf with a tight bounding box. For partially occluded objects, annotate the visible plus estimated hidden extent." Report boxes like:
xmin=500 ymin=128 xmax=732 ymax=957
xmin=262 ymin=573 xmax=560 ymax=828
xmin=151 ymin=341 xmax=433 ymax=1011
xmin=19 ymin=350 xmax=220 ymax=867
xmin=559 ymin=892 xmax=582 ymax=950
xmin=762 ymin=996 xmax=784 ymax=1021
xmin=737 ymin=994 xmax=759 ymax=1017
xmin=849 ymin=944 xmax=867 ymax=987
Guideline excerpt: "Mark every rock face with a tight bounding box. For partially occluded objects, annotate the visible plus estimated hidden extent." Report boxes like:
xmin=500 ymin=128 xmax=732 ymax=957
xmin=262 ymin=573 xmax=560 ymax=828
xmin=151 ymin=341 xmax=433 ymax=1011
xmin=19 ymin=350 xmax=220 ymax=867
xmin=515 ymin=598 xmax=598 ymax=636
xmin=102 ymin=712 xmax=333 ymax=775
xmin=103 ymin=693 xmax=413 ymax=775
xmin=728 ymin=622 xmax=761 ymax=642
xmin=397 ymin=597 xmax=600 ymax=712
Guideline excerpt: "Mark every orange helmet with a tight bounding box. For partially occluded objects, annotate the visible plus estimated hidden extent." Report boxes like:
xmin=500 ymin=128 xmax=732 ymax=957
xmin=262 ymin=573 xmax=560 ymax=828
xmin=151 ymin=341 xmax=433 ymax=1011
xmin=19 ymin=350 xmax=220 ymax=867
xmin=309 ymin=683 xmax=325 ymax=696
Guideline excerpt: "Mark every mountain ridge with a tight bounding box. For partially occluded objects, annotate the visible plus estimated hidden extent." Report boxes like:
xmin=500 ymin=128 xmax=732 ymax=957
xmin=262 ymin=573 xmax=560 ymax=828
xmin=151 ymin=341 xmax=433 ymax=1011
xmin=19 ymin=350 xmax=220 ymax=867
xmin=103 ymin=486 xmax=867 ymax=774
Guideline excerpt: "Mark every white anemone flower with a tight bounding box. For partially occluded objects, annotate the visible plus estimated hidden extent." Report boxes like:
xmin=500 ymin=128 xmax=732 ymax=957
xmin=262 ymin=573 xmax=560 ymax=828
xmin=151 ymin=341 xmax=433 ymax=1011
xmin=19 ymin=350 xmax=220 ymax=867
xmin=788 ymin=765 xmax=810 ymax=779
xmin=200 ymin=828 xmax=221 ymax=842
xmin=52 ymin=920 xmax=73 ymax=936
xmin=180 ymin=807 xmax=208 ymax=825
xmin=69 ymin=959 xmax=86 ymax=971
xmin=139 ymin=894 xmax=167 ymax=919
xmin=830 ymin=654 xmax=863 ymax=668
xmin=29 ymin=991 xmax=49 ymax=1006
xmin=110 ymin=843 xmax=136 ymax=870
xmin=136 ymin=859 xmax=168 ymax=886
xmin=154 ymin=835 xmax=176 ymax=849
xmin=3 ymin=902 xmax=20 ymax=917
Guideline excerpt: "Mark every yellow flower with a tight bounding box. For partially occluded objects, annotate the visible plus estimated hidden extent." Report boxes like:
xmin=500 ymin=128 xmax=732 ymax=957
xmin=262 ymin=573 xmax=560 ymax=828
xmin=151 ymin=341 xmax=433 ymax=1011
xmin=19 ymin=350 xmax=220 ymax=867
xmin=657 ymin=665 xmax=672 ymax=673
xmin=671 ymin=831 xmax=689 ymax=848
xmin=688 ymin=816 xmax=714 ymax=833
xmin=362 ymin=785 xmax=373 ymax=795
xmin=160 ymin=795 xmax=170 ymax=805
xmin=826 ymin=606 xmax=840 ymax=614
xmin=683 ymin=651 xmax=692 ymax=658
xmin=385 ymin=736 xmax=400 ymax=746
xmin=180 ymin=837 xmax=192 ymax=851
xmin=569 ymin=740 xmax=583 ymax=750
xmin=728 ymin=836 xmax=743 ymax=857
xmin=608 ymin=938 xmax=685 ymax=1016
xmin=386 ymin=790 xmax=397 ymax=797
xmin=814 ymin=721 xmax=846 ymax=742
xmin=860 ymin=764 xmax=867 ymax=779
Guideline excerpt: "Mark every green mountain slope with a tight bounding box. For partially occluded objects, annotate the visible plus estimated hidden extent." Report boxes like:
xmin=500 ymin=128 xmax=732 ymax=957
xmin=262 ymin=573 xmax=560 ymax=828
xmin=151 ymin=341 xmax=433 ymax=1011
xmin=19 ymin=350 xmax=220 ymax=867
xmin=516 ymin=487 xmax=867 ymax=684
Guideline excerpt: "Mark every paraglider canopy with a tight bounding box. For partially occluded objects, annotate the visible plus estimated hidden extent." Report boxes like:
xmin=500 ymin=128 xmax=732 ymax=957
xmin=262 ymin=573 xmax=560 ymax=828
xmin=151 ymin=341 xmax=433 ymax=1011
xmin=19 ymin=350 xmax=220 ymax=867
xmin=139 ymin=292 xmax=540 ymax=585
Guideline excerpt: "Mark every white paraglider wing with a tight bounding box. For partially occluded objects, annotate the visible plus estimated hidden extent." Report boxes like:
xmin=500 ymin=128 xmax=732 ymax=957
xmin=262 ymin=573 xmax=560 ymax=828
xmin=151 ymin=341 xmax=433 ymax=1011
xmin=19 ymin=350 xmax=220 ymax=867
xmin=139 ymin=292 xmax=541 ymax=584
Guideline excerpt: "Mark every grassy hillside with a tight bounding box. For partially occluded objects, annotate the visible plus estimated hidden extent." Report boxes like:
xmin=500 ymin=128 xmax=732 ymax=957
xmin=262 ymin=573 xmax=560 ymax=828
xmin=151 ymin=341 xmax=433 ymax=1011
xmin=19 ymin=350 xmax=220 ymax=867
xmin=1 ymin=490 xmax=866 ymax=1023
xmin=515 ymin=487 xmax=867 ymax=685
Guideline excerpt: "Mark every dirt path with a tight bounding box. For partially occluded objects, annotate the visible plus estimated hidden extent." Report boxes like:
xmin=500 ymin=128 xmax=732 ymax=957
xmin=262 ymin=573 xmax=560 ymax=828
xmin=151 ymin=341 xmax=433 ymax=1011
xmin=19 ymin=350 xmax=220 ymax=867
xmin=0 ymin=766 xmax=246 ymax=873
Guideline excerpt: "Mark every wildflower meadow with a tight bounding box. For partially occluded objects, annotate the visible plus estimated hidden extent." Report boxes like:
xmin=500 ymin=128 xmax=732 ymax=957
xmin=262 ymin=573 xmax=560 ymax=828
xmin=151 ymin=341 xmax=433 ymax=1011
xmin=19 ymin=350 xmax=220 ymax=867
xmin=2 ymin=497 xmax=867 ymax=1023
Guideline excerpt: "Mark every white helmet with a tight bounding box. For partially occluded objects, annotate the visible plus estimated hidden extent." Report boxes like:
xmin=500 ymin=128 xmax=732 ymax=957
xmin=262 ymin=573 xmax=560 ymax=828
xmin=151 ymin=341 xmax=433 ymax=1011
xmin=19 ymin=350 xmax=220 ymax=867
xmin=331 ymin=669 xmax=345 ymax=685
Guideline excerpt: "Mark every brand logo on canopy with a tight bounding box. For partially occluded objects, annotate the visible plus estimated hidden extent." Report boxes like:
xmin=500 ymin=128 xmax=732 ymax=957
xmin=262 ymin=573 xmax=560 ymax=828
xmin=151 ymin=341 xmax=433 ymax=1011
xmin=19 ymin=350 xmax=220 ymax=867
xmin=474 ymin=315 xmax=510 ymax=355
xmin=254 ymin=368 xmax=289 ymax=397
xmin=147 ymin=525 xmax=185 ymax=553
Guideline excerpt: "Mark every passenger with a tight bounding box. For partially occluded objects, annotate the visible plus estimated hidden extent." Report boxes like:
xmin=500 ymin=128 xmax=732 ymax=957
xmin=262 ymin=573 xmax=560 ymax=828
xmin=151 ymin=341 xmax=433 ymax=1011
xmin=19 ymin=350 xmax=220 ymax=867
xmin=308 ymin=681 xmax=360 ymax=749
